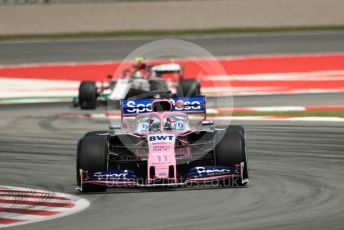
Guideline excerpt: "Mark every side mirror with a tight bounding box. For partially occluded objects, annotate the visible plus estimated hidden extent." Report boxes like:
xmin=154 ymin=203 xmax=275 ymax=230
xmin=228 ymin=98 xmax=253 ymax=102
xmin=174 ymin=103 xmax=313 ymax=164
xmin=107 ymin=74 xmax=113 ymax=80
xmin=201 ymin=120 xmax=214 ymax=126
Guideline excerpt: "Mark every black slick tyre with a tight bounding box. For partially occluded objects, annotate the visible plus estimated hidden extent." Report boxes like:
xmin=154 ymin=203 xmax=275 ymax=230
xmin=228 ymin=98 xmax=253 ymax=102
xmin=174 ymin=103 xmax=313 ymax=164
xmin=76 ymin=136 xmax=108 ymax=192
xmin=79 ymin=81 xmax=97 ymax=110
xmin=215 ymin=126 xmax=248 ymax=186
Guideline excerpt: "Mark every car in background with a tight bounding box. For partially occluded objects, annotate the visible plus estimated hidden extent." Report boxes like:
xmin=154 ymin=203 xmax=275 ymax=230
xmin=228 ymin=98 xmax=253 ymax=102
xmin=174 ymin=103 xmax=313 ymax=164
xmin=74 ymin=62 xmax=201 ymax=110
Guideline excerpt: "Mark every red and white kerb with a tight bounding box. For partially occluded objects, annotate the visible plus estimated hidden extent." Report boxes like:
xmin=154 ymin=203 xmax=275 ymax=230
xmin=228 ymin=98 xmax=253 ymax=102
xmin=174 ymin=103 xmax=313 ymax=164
xmin=0 ymin=186 xmax=89 ymax=228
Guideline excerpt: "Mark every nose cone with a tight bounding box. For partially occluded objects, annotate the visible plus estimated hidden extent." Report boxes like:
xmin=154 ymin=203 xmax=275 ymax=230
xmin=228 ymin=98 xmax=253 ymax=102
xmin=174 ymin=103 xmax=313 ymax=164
xmin=149 ymin=152 xmax=174 ymax=180
xmin=155 ymin=167 xmax=169 ymax=179
xmin=147 ymin=134 xmax=176 ymax=182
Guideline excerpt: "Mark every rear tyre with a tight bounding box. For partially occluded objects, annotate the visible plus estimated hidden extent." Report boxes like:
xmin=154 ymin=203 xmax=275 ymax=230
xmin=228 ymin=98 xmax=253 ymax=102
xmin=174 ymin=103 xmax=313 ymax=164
xmin=215 ymin=126 xmax=248 ymax=186
xmin=79 ymin=81 xmax=97 ymax=110
xmin=149 ymin=80 xmax=169 ymax=92
xmin=76 ymin=136 xmax=108 ymax=192
xmin=126 ymin=88 xmax=147 ymax=99
xmin=177 ymin=79 xmax=201 ymax=97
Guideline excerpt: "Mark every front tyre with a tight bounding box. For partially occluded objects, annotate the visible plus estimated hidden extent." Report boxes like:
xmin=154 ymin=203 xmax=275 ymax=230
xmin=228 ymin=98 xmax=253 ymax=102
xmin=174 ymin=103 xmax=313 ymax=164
xmin=215 ymin=126 xmax=248 ymax=186
xmin=79 ymin=81 xmax=97 ymax=110
xmin=76 ymin=136 xmax=108 ymax=192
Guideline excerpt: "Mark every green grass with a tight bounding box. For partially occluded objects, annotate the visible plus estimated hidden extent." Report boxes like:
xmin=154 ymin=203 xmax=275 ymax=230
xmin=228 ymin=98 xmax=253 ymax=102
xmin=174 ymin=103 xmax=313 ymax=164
xmin=212 ymin=110 xmax=344 ymax=118
xmin=1 ymin=25 xmax=344 ymax=41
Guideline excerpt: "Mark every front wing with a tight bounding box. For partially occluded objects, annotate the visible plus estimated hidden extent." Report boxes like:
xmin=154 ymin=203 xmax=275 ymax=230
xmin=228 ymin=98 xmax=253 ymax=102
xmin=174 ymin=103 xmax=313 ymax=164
xmin=77 ymin=163 xmax=247 ymax=190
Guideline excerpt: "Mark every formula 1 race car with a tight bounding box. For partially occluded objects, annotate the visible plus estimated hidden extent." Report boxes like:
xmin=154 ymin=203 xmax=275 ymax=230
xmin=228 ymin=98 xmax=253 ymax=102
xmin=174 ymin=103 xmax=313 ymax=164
xmin=75 ymin=62 xmax=201 ymax=110
xmin=76 ymin=95 xmax=248 ymax=192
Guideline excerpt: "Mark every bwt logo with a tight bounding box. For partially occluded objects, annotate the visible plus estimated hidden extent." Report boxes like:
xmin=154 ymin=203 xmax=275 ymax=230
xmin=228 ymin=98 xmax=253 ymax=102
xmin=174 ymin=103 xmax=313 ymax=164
xmin=149 ymin=135 xmax=174 ymax=142
xmin=147 ymin=134 xmax=176 ymax=143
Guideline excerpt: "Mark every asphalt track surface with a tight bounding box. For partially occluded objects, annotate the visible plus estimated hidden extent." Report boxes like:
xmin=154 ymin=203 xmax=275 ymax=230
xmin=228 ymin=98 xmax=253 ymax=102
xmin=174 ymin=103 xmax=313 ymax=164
xmin=0 ymin=103 xmax=344 ymax=230
xmin=1 ymin=31 xmax=344 ymax=65
xmin=1 ymin=32 xmax=344 ymax=229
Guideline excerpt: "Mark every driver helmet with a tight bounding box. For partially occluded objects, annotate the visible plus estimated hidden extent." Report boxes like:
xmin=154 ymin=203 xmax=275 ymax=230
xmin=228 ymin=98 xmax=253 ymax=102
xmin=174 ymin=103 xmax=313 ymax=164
xmin=134 ymin=56 xmax=147 ymax=70
xmin=135 ymin=56 xmax=145 ymax=63
xmin=133 ymin=56 xmax=147 ymax=79
xmin=164 ymin=117 xmax=174 ymax=131
xmin=149 ymin=118 xmax=160 ymax=131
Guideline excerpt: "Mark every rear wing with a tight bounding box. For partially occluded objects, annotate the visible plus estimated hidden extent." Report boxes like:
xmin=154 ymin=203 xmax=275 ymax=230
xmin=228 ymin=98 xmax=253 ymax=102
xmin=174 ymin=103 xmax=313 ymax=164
xmin=151 ymin=63 xmax=183 ymax=77
xmin=121 ymin=96 xmax=206 ymax=118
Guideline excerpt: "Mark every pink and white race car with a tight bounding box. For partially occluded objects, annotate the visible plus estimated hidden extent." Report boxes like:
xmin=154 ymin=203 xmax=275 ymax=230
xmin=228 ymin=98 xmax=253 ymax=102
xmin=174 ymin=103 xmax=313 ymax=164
xmin=76 ymin=96 xmax=249 ymax=192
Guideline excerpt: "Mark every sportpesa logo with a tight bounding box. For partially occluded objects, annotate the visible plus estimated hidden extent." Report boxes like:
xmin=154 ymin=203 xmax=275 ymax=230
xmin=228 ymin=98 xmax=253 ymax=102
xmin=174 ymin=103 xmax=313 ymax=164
xmin=126 ymin=100 xmax=153 ymax=113
xmin=124 ymin=98 xmax=203 ymax=114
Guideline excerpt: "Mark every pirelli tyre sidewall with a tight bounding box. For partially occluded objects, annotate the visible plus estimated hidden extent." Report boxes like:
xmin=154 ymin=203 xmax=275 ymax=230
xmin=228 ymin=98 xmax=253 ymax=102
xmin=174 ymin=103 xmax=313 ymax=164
xmin=177 ymin=79 xmax=201 ymax=97
xmin=79 ymin=81 xmax=97 ymax=110
xmin=215 ymin=125 xmax=249 ymax=186
xmin=77 ymin=136 xmax=108 ymax=192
